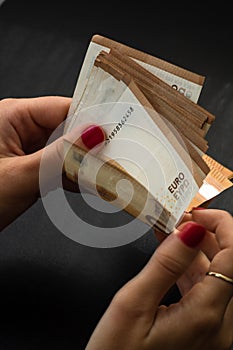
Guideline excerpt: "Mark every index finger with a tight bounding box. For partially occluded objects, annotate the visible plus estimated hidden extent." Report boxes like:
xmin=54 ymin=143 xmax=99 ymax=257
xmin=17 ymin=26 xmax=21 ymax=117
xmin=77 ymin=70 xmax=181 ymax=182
xmin=192 ymin=208 xmax=233 ymax=248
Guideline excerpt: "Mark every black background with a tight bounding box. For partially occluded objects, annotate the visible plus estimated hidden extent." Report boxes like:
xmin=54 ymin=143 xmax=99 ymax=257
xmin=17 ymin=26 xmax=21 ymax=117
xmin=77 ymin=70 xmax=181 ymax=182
xmin=0 ymin=1 xmax=233 ymax=349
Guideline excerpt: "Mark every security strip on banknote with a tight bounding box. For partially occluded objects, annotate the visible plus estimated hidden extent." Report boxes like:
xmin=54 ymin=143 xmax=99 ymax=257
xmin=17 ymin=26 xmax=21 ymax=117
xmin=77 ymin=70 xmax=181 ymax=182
xmin=63 ymin=34 xmax=233 ymax=234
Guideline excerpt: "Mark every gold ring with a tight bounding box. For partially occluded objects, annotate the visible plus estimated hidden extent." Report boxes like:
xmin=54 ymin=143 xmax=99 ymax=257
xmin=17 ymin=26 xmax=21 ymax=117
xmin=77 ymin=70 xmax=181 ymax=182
xmin=206 ymin=271 xmax=233 ymax=285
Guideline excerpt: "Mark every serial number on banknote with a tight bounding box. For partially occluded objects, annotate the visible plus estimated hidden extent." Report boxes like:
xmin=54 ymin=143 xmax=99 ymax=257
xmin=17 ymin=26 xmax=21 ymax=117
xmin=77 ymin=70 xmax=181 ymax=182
xmin=105 ymin=106 xmax=134 ymax=145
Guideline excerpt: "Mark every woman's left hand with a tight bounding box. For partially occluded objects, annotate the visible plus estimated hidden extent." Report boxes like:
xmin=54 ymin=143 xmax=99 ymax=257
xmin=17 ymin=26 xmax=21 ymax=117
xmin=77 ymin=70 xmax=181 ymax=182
xmin=0 ymin=96 xmax=72 ymax=229
xmin=0 ymin=96 xmax=106 ymax=230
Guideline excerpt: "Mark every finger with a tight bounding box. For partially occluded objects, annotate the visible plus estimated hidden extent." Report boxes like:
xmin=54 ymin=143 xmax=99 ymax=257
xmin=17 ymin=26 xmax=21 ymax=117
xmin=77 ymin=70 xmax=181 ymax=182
xmin=177 ymin=250 xmax=210 ymax=296
xmin=176 ymin=209 xmax=220 ymax=294
xmin=154 ymin=212 xmax=192 ymax=243
xmin=192 ymin=208 xmax=233 ymax=262
xmin=62 ymin=124 xmax=107 ymax=192
xmin=176 ymin=230 xmax=222 ymax=294
xmin=175 ymin=209 xmax=221 ymax=295
xmin=20 ymin=96 xmax=71 ymax=129
xmin=192 ymin=209 xmax=233 ymax=314
xmin=115 ymin=221 xmax=206 ymax=320
xmin=197 ymin=229 xmax=220 ymax=260
xmin=7 ymin=96 xmax=72 ymax=152
xmin=21 ymin=124 xmax=106 ymax=196
xmin=190 ymin=210 xmax=220 ymax=259
xmin=192 ymin=208 xmax=233 ymax=247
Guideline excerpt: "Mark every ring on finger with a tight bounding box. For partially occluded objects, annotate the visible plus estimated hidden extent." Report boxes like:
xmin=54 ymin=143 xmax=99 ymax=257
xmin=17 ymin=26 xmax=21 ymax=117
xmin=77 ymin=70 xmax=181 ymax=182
xmin=206 ymin=271 xmax=233 ymax=285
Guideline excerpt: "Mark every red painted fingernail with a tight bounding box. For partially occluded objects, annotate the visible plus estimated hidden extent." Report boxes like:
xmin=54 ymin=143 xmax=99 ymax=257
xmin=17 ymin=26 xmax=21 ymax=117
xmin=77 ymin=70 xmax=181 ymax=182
xmin=81 ymin=125 xmax=105 ymax=149
xmin=178 ymin=222 xmax=206 ymax=248
xmin=192 ymin=207 xmax=206 ymax=210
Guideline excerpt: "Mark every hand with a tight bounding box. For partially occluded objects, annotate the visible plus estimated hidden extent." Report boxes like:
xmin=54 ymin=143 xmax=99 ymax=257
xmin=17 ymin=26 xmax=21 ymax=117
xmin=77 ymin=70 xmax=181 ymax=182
xmin=0 ymin=97 xmax=105 ymax=230
xmin=86 ymin=209 xmax=233 ymax=350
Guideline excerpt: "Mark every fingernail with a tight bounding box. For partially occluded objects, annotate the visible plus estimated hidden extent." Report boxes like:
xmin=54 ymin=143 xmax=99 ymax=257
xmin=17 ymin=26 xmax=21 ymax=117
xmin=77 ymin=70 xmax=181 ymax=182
xmin=81 ymin=125 xmax=105 ymax=149
xmin=192 ymin=207 xmax=206 ymax=211
xmin=178 ymin=222 xmax=206 ymax=248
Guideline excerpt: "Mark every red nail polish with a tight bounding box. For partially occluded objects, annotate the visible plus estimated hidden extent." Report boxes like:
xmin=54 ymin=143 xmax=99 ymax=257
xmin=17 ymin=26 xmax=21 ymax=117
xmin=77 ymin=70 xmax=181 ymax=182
xmin=178 ymin=222 xmax=206 ymax=248
xmin=81 ymin=125 xmax=105 ymax=149
xmin=192 ymin=207 xmax=206 ymax=210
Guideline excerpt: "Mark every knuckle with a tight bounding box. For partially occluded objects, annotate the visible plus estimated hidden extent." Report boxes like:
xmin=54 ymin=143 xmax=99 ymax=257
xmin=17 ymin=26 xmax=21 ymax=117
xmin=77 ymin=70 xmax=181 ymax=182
xmin=155 ymin=250 xmax=185 ymax=279
xmin=111 ymin=288 xmax=131 ymax=312
xmin=110 ymin=287 xmax=145 ymax=320
xmin=0 ymin=98 xmax=21 ymax=117
xmin=218 ymin=210 xmax=233 ymax=222
xmin=0 ymin=97 xmax=17 ymax=106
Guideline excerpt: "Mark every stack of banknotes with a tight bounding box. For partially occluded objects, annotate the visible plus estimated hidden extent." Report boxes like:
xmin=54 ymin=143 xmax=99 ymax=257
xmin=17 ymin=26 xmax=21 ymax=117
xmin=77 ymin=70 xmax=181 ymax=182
xmin=63 ymin=34 xmax=233 ymax=234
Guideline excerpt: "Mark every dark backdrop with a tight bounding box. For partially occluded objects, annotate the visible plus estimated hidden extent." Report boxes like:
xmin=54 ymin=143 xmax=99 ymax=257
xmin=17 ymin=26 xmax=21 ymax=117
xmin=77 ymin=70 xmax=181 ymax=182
xmin=0 ymin=1 xmax=233 ymax=349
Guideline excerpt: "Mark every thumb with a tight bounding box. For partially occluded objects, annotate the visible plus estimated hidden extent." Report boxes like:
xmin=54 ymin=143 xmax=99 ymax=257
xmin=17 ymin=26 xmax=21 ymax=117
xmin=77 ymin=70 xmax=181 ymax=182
xmin=115 ymin=222 xmax=206 ymax=316
xmin=150 ymin=222 xmax=206 ymax=303
xmin=23 ymin=124 xmax=106 ymax=196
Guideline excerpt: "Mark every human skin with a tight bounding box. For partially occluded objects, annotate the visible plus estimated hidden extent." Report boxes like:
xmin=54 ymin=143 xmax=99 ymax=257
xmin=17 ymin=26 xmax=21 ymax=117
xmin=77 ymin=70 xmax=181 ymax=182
xmin=85 ymin=208 xmax=233 ymax=350
xmin=0 ymin=96 xmax=105 ymax=230
xmin=0 ymin=97 xmax=232 ymax=350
